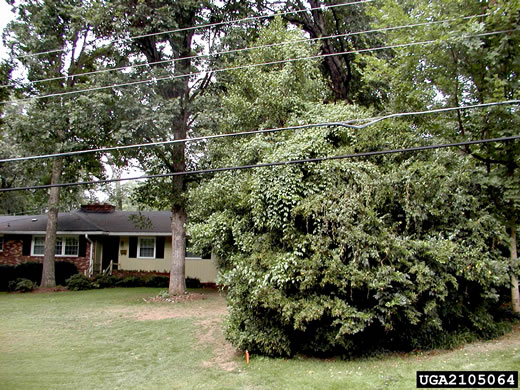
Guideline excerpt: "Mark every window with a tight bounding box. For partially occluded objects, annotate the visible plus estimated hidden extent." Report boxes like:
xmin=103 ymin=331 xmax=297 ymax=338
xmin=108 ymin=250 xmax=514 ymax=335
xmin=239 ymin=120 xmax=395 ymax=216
xmin=55 ymin=238 xmax=63 ymax=255
xmin=32 ymin=236 xmax=45 ymax=255
xmin=0 ymin=236 xmax=3 ymax=252
xmin=64 ymin=237 xmax=79 ymax=256
xmin=138 ymin=237 xmax=156 ymax=259
xmin=31 ymin=236 xmax=79 ymax=257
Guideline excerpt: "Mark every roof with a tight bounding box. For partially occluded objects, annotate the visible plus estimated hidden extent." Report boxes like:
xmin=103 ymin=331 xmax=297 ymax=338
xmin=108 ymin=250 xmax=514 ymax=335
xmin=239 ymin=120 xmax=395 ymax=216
xmin=0 ymin=210 xmax=172 ymax=236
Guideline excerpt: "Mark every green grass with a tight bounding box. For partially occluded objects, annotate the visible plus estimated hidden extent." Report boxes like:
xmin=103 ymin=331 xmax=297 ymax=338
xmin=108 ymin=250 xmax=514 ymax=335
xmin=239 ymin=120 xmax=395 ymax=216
xmin=0 ymin=288 xmax=518 ymax=390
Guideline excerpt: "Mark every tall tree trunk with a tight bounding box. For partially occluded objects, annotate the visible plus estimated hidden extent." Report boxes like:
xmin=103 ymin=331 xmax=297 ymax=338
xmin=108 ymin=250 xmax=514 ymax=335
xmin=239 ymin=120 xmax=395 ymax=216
xmin=123 ymin=4 xmax=197 ymax=295
xmin=283 ymin=0 xmax=352 ymax=102
xmin=41 ymin=158 xmax=63 ymax=288
xmin=169 ymin=205 xmax=187 ymax=295
xmin=165 ymin=27 xmax=193 ymax=296
xmin=168 ymin=116 xmax=188 ymax=296
xmin=511 ymin=218 xmax=519 ymax=313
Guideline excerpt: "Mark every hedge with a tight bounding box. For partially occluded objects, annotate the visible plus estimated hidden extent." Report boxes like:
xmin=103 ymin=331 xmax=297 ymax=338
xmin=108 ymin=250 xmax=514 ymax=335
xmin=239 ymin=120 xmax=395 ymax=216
xmin=0 ymin=261 xmax=79 ymax=291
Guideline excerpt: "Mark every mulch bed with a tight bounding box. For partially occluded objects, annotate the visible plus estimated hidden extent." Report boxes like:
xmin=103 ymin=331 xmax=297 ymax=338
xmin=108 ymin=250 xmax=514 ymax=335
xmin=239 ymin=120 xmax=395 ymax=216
xmin=31 ymin=286 xmax=69 ymax=293
xmin=143 ymin=292 xmax=207 ymax=304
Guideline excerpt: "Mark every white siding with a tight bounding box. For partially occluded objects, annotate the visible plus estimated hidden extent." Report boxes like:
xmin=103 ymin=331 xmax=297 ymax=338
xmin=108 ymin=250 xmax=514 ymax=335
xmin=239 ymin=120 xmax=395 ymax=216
xmin=186 ymin=258 xmax=218 ymax=283
xmin=117 ymin=236 xmax=217 ymax=283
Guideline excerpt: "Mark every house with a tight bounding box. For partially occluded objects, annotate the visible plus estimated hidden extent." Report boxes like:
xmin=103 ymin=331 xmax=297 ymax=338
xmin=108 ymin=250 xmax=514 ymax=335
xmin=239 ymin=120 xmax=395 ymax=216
xmin=0 ymin=204 xmax=217 ymax=283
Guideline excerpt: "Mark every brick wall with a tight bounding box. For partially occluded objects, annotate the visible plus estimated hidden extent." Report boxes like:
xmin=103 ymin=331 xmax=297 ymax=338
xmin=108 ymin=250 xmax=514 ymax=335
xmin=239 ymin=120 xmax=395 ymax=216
xmin=0 ymin=237 xmax=91 ymax=274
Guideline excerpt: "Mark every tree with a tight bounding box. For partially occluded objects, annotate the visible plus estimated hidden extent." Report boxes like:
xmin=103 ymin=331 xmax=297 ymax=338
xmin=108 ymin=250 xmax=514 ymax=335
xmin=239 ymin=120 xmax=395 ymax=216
xmin=366 ymin=0 xmax=520 ymax=312
xmin=93 ymin=0 xmax=219 ymax=295
xmin=104 ymin=179 xmax=141 ymax=211
xmin=4 ymin=0 xmax=119 ymax=286
xmin=275 ymin=0 xmax=385 ymax=105
xmin=227 ymin=0 xmax=387 ymax=104
xmin=0 ymin=95 xmax=47 ymax=215
xmin=86 ymin=0 xmax=383 ymax=296
xmin=187 ymin=19 xmax=512 ymax=357
xmin=0 ymin=58 xmax=43 ymax=215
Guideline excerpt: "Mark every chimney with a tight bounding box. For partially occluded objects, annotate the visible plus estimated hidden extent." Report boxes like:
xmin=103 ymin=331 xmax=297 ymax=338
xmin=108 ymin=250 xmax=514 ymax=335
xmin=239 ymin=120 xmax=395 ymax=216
xmin=80 ymin=203 xmax=116 ymax=213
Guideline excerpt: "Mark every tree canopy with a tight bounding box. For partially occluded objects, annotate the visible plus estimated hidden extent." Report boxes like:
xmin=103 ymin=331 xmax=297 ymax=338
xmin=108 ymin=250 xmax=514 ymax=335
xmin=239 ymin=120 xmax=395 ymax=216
xmin=1 ymin=0 xmax=518 ymax=355
xmin=186 ymin=13 xmax=518 ymax=356
xmin=2 ymin=0 xmax=122 ymax=285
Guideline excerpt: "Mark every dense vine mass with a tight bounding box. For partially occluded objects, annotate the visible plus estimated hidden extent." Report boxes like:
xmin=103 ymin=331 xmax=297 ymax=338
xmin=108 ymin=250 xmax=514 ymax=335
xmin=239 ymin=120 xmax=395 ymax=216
xmin=1 ymin=0 xmax=518 ymax=355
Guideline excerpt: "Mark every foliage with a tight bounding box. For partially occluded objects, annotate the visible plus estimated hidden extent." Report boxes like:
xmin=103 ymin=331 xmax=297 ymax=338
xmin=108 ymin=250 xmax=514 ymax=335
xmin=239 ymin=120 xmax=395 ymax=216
xmin=115 ymin=275 xmax=145 ymax=287
xmin=276 ymin=0 xmax=385 ymax=105
xmin=2 ymin=0 xmax=518 ymax=358
xmin=0 ymin=262 xmax=79 ymax=290
xmin=145 ymin=275 xmax=170 ymax=288
xmin=91 ymin=0 xmax=228 ymax=295
xmin=114 ymin=274 xmax=182 ymax=288
xmin=215 ymin=138 xmax=512 ymax=356
xmin=8 ymin=278 xmax=37 ymax=293
xmin=2 ymin=0 xmax=126 ymax=287
xmin=2 ymin=0 xmax=120 ymax=188
xmin=65 ymin=274 xmax=93 ymax=291
xmin=0 ymin=264 xmax=16 ymax=291
xmin=188 ymin=20 xmax=515 ymax=357
xmin=65 ymin=273 xmax=176 ymax=289
xmin=54 ymin=262 xmax=80 ymax=285
xmin=128 ymin=212 xmax=154 ymax=230
xmin=185 ymin=277 xmax=202 ymax=289
xmin=366 ymin=0 xmax=520 ymax=310
xmin=102 ymin=180 xmax=142 ymax=211
xmin=0 ymin=111 xmax=48 ymax=215
xmin=365 ymin=0 xmax=520 ymax=215
xmin=90 ymin=274 xmax=118 ymax=289
xmin=13 ymin=262 xmax=44 ymax=285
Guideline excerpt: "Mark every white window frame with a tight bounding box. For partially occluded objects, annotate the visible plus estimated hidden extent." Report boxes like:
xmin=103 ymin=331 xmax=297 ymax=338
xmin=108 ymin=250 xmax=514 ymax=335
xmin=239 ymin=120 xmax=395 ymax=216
xmin=31 ymin=235 xmax=79 ymax=257
xmin=32 ymin=236 xmax=45 ymax=256
xmin=63 ymin=236 xmax=79 ymax=256
xmin=137 ymin=237 xmax=156 ymax=259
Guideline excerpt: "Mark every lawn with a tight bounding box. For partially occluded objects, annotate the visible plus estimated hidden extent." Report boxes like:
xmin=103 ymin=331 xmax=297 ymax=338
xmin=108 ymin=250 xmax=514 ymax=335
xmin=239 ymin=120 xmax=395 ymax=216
xmin=0 ymin=288 xmax=518 ymax=390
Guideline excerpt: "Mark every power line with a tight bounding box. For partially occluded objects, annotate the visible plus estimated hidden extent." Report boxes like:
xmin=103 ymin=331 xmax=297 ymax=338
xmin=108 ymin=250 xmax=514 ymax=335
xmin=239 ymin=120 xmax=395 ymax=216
xmin=15 ymin=0 xmax=374 ymax=60
xmin=0 ymin=30 xmax=511 ymax=105
xmin=346 ymin=100 xmax=520 ymax=128
xmin=3 ymin=13 xmax=487 ymax=89
xmin=1 ymin=99 xmax=518 ymax=164
xmin=1 ymin=135 xmax=518 ymax=192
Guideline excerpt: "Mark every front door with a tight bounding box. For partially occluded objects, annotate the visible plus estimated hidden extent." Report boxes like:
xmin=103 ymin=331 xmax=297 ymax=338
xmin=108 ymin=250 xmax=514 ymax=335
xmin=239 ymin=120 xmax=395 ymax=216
xmin=102 ymin=236 xmax=120 ymax=271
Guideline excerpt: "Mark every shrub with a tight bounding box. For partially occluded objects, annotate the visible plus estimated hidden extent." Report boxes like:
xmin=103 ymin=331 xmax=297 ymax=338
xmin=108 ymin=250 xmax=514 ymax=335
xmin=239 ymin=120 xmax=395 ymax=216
xmin=58 ymin=273 xmax=207 ymax=290
xmin=91 ymin=274 xmax=117 ymax=289
xmin=65 ymin=274 xmax=93 ymax=291
xmin=55 ymin=262 xmax=79 ymax=286
xmin=8 ymin=278 xmax=37 ymax=293
xmin=8 ymin=261 xmax=78 ymax=287
xmin=15 ymin=262 xmax=42 ymax=284
xmin=186 ymin=277 xmax=202 ymax=289
xmin=190 ymin=123 xmax=515 ymax=357
xmin=144 ymin=275 xmax=169 ymax=288
xmin=0 ymin=265 xmax=16 ymax=291
xmin=115 ymin=276 xmax=144 ymax=287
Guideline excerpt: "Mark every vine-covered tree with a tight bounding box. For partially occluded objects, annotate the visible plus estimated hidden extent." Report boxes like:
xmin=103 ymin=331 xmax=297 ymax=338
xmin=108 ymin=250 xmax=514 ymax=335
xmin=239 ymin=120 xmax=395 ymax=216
xmin=366 ymin=0 xmax=520 ymax=312
xmin=276 ymin=0 xmax=384 ymax=105
xmin=187 ymin=18 xmax=514 ymax=357
xmin=231 ymin=0 xmax=385 ymax=104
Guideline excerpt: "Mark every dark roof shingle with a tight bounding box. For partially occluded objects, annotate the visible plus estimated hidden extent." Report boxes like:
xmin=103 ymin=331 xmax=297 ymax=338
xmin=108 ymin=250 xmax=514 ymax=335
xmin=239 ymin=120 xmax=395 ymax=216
xmin=0 ymin=211 xmax=172 ymax=235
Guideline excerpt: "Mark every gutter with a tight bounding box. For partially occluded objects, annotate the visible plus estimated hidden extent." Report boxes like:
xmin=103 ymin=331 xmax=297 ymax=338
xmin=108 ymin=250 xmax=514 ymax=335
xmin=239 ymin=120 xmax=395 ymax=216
xmin=85 ymin=234 xmax=94 ymax=277
xmin=0 ymin=230 xmax=105 ymax=235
